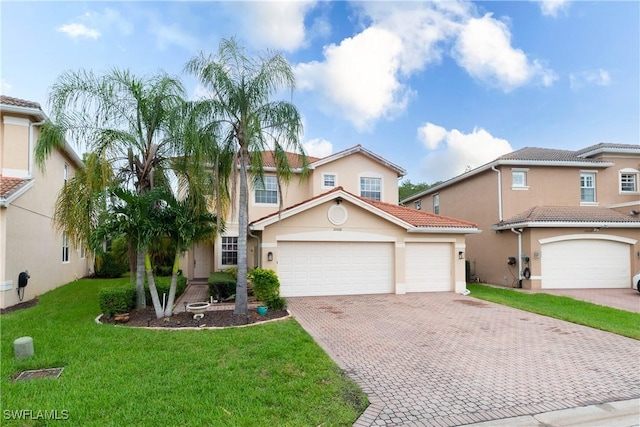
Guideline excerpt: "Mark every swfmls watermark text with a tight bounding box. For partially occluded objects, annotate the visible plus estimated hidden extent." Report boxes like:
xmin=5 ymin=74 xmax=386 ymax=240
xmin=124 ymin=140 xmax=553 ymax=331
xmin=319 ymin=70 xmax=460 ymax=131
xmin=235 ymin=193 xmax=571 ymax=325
xmin=3 ymin=409 xmax=69 ymax=421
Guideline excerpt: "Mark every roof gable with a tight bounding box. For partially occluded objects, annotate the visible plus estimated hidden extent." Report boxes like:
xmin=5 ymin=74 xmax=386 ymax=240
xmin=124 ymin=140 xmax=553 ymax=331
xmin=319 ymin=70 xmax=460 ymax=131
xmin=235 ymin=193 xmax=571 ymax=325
xmin=0 ymin=177 xmax=33 ymax=207
xmin=250 ymin=186 xmax=478 ymax=233
xmin=310 ymin=145 xmax=406 ymax=177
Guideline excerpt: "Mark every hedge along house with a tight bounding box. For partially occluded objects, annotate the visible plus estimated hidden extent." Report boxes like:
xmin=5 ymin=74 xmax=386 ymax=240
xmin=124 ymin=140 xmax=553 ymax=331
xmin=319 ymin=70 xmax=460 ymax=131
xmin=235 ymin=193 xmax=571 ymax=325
xmin=249 ymin=187 xmax=479 ymax=297
xmin=0 ymin=96 xmax=88 ymax=310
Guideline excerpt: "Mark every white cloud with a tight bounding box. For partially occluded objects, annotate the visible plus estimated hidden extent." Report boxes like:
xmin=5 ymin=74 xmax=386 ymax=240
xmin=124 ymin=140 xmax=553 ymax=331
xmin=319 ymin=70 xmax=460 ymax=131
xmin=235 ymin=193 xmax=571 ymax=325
xmin=303 ymin=138 xmax=333 ymax=158
xmin=418 ymin=123 xmax=512 ymax=182
xmin=235 ymin=1 xmax=316 ymax=52
xmin=296 ymin=3 xmax=556 ymax=131
xmin=57 ymin=23 xmax=100 ymax=40
xmin=538 ymin=0 xmax=571 ymax=18
xmin=453 ymin=14 xmax=557 ymax=92
xmin=569 ymin=69 xmax=611 ymax=91
xmin=149 ymin=22 xmax=198 ymax=51
xmin=295 ymin=26 xmax=411 ymax=131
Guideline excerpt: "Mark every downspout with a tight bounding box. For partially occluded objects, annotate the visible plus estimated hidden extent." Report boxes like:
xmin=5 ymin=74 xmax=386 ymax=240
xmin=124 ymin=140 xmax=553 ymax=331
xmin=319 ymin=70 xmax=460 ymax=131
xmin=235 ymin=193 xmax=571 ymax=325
xmin=248 ymin=225 xmax=261 ymax=268
xmin=511 ymin=228 xmax=523 ymax=288
xmin=491 ymin=165 xmax=503 ymax=222
xmin=28 ymin=119 xmax=46 ymax=178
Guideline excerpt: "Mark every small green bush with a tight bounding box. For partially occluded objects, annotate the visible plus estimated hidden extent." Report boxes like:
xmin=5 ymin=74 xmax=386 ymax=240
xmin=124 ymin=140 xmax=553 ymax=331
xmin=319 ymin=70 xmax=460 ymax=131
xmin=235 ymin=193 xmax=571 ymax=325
xmin=252 ymin=268 xmax=280 ymax=303
xmin=94 ymin=251 xmax=128 ymax=278
xmin=221 ymin=267 xmax=238 ymax=280
xmin=145 ymin=274 xmax=187 ymax=305
xmin=154 ymin=265 xmax=173 ymax=277
xmin=266 ymin=296 xmax=287 ymax=310
xmin=98 ymin=287 xmax=135 ymax=316
xmin=465 ymin=259 xmax=471 ymax=282
xmin=208 ymin=272 xmax=236 ymax=301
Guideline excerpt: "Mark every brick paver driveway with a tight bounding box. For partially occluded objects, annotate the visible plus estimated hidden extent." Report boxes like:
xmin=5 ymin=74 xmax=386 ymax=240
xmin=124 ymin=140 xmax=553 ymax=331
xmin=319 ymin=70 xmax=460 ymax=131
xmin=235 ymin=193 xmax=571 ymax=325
xmin=287 ymin=293 xmax=640 ymax=426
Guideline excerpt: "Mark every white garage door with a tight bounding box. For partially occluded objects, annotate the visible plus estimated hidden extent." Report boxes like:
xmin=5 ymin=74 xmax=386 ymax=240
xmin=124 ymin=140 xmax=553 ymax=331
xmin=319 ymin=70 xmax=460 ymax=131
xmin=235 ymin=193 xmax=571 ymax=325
xmin=278 ymin=241 xmax=393 ymax=296
xmin=541 ymin=239 xmax=630 ymax=289
xmin=405 ymin=243 xmax=452 ymax=292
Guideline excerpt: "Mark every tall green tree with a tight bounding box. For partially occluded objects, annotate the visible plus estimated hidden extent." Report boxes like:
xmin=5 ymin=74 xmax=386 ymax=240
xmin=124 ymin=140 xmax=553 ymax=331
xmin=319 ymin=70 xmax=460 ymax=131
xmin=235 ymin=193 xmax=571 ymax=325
xmin=185 ymin=38 xmax=306 ymax=315
xmin=35 ymin=68 xmax=187 ymax=308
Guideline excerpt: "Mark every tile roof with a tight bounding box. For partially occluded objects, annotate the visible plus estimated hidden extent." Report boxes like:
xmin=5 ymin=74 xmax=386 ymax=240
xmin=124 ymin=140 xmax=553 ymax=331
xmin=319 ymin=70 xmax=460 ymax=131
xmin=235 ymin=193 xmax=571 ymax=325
xmin=573 ymin=142 xmax=640 ymax=157
xmin=251 ymin=186 xmax=478 ymax=230
xmin=0 ymin=177 xmax=30 ymax=200
xmin=259 ymin=151 xmax=321 ymax=169
xmin=496 ymin=206 xmax=640 ymax=227
xmin=498 ymin=147 xmax=603 ymax=163
xmin=0 ymin=95 xmax=42 ymax=110
xmin=360 ymin=197 xmax=478 ymax=229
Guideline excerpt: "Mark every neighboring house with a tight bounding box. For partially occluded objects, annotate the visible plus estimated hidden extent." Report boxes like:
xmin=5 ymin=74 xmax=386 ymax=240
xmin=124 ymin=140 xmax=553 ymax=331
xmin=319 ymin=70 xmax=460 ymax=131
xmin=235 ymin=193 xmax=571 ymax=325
xmin=0 ymin=96 xmax=87 ymax=310
xmin=401 ymin=144 xmax=640 ymax=290
xmin=181 ymin=145 xmax=479 ymax=296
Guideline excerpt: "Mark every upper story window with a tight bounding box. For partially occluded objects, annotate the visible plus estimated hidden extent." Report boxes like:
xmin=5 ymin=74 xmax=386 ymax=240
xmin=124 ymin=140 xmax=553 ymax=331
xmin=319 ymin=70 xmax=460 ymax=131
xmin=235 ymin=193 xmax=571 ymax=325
xmin=511 ymin=169 xmax=528 ymax=189
xmin=254 ymin=176 xmax=278 ymax=204
xmin=414 ymin=200 xmax=422 ymax=210
xmin=433 ymin=194 xmax=440 ymax=214
xmin=620 ymin=169 xmax=639 ymax=193
xmin=580 ymin=171 xmax=596 ymax=203
xmin=62 ymin=233 xmax=70 ymax=263
xmin=323 ymin=173 xmax=336 ymax=188
xmin=360 ymin=177 xmax=381 ymax=201
xmin=63 ymin=163 xmax=69 ymax=185
xmin=221 ymin=236 xmax=238 ymax=265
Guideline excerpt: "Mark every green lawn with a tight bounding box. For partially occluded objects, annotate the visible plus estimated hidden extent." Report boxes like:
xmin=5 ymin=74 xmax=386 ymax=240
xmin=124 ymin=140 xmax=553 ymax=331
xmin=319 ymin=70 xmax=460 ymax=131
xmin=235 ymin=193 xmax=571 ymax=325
xmin=467 ymin=284 xmax=640 ymax=340
xmin=1 ymin=278 xmax=367 ymax=426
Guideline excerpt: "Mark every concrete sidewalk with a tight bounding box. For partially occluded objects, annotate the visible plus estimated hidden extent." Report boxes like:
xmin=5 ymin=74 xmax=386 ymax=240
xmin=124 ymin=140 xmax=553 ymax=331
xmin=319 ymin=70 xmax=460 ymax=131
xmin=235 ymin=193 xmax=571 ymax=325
xmin=463 ymin=398 xmax=639 ymax=427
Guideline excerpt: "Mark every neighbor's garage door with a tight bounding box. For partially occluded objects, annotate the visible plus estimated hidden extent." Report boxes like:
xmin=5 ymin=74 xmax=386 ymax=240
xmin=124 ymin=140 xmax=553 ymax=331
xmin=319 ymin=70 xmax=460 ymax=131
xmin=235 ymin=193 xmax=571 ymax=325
xmin=405 ymin=243 xmax=452 ymax=292
xmin=541 ymin=239 xmax=630 ymax=289
xmin=278 ymin=241 xmax=393 ymax=296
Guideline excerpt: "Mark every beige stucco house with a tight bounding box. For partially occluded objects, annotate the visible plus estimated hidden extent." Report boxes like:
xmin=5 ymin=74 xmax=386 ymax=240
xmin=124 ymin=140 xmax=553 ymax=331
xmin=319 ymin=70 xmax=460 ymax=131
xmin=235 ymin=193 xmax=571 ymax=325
xmin=181 ymin=145 xmax=480 ymax=296
xmin=0 ymin=96 xmax=87 ymax=310
xmin=401 ymin=144 xmax=640 ymax=290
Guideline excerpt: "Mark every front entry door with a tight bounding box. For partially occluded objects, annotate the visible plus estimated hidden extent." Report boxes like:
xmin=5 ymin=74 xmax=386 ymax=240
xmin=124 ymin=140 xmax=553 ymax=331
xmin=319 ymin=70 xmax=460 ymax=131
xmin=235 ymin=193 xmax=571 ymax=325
xmin=193 ymin=242 xmax=213 ymax=279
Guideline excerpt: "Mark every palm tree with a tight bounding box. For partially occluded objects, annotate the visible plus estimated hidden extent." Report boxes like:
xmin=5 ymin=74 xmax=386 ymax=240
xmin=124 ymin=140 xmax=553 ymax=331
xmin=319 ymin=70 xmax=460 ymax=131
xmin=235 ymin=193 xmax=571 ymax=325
xmin=185 ymin=38 xmax=307 ymax=315
xmin=35 ymin=68 xmax=187 ymax=308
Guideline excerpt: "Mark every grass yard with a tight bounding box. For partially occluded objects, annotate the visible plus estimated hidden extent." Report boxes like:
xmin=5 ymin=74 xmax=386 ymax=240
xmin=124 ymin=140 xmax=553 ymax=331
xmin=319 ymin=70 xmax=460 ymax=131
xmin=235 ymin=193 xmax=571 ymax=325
xmin=467 ymin=284 xmax=640 ymax=340
xmin=0 ymin=278 xmax=367 ymax=426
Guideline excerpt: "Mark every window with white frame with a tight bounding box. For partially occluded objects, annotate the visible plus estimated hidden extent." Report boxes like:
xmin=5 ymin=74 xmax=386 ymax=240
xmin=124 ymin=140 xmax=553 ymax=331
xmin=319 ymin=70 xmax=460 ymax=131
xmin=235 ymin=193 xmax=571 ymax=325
xmin=221 ymin=236 xmax=238 ymax=265
xmin=580 ymin=172 xmax=596 ymax=203
xmin=62 ymin=233 xmax=69 ymax=262
xmin=323 ymin=173 xmax=336 ymax=188
xmin=433 ymin=194 xmax=440 ymax=214
xmin=620 ymin=169 xmax=639 ymax=193
xmin=254 ymin=176 xmax=278 ymax=204
xmin=80 ymin=244 xmax=86 ymax=259
xmin=511 ymin=169 xmax=528 ymax=189
xmin=64 ymin=163 xmax=69 ymax=185
xmin=360 ymin=177 xmax=381 ymax=200
xmin=414 ymin=200 xmax=422 ymax=210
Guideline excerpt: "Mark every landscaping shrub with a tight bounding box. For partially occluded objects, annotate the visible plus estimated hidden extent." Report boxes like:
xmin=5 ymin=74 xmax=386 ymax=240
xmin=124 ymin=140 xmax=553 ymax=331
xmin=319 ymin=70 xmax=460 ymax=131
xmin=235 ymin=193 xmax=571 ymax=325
xmin=145 ymin=274 xmax=187 ymax=306
xmin=252 ymin=268 xmax=281 ymax=303
xmin=465 ymin=259 xmax=471 ymax=282
xmin=266 ymin=296 xmax=287 ymax=310
xmin=98 ymin=287 xmax=135 ymax=316
xmin=208 ymin=272 xmax=236 ymax=301
xmin=222 ymin=267 xmax=238 ymax=280
xmin=94 ymin=251 xmax=128 ymax=278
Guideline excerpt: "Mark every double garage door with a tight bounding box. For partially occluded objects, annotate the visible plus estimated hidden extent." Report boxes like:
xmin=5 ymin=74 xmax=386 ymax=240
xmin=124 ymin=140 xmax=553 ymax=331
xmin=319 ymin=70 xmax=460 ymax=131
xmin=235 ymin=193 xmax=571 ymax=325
xmin=277 ymin=241 xmax=452 ymax=296
xmin=541 ymin=239 xmax=630 ymax=289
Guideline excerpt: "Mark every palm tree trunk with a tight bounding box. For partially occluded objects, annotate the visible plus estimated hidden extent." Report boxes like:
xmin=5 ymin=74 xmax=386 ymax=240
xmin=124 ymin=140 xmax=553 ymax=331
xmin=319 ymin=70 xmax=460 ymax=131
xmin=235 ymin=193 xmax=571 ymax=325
xmin=164 ymin=252 xmax=181 ymax=317
xmin=145 ymin=253 xmax=164 ymax=318
xmin=135 ymin=249 xmax=146 ymax=309
xmin=234 ymin=151 xmax=249 ymax=316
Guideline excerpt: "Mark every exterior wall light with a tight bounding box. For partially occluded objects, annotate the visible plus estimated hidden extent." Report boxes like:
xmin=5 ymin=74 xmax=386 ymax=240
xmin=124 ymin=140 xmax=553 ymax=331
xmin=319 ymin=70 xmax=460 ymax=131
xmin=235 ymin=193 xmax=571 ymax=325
xmin=267 ymin=252 xmax=273 ymax=262
xmin=458 ymin=251 xmax=464 ymax=260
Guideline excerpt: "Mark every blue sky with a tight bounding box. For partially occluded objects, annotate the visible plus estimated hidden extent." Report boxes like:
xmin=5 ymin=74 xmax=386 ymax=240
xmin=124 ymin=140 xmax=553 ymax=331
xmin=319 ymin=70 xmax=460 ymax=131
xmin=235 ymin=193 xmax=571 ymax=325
xmin=2 ymin=1 xmax=638 ymax=183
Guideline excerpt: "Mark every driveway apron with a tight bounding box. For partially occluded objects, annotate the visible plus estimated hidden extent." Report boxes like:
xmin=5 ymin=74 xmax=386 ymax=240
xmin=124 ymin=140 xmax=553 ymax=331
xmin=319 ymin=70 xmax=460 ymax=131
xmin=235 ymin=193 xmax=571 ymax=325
xmin=287 ymin=293 xmax=640 ymax=427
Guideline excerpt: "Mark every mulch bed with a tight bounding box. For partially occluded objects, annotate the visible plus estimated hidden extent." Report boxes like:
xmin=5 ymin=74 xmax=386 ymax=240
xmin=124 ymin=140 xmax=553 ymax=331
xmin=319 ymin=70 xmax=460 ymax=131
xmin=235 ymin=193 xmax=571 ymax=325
xmin=0 ymin=298 xmax=39 ymax=314
xmin=100 ymin=306 xmax=289 ymax=328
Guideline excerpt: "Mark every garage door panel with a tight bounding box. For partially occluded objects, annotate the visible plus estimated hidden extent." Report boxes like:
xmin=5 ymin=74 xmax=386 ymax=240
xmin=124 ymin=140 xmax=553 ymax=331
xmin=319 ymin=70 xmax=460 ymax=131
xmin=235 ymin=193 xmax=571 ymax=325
xmin=541 ymin=239 xmax=630 ymax=289
xmin=406 ymin=243 xmax=452 ymax=292
xmin=278 ymin=241 xmax=393 ymax=297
